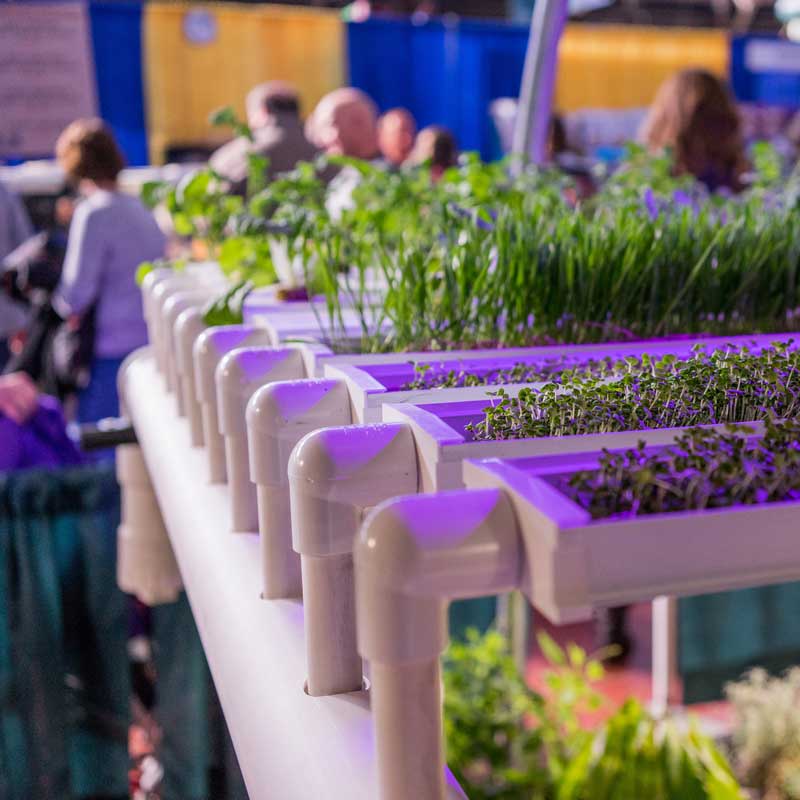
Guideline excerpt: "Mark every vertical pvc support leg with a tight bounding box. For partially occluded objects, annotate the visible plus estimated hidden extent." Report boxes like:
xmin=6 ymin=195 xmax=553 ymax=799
xmin=289 ymin=423 xmax=419 ymax=697
xmin=257 ymin=484 xmax=302 ymax=598
xmin=116 ymin=443 xmax=183 ymax=605
xmin=371 ymin=660 xmax=445 ymax=800
xmin=175 ymin=307 xmax=208 ymax=445
xmin=162 ymin=290 xmax=217 ymax=412
xmin=301 ymin=553 xmax=362 ymax=697
xmin=247 ymin=379 xmax=353 ymax=600
xmin=651 ymin=595 xmax=680 ymax=717
xmin=217 ymin=347 xmax=308 ymax=533
xmin=355 ymin=488 xmax=521 ymax=800
xmin=194 ymin=326 xmax=273 ymax=485
xmin=225 ymin=435 xmax=256 ymax=531
xmin=203 ymin=402 xmax=228 ymax=484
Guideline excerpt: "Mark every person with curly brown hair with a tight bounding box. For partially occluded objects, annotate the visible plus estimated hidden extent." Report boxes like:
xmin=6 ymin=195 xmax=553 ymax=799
xmin=639 ymin=68 xmax=748 ymax=192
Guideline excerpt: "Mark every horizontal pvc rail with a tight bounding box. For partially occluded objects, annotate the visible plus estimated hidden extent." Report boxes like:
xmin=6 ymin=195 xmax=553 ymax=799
xmin=120 ymin=349 xmax=466 ymax=800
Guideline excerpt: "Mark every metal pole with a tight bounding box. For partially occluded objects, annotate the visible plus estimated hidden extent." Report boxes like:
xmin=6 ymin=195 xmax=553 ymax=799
xmin=511 ymin=0 xmax=569 ymax=169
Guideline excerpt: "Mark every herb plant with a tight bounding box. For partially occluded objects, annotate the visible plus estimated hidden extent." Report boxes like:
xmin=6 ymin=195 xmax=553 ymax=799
xmin=444 ymin=629 xmax=744 ymax=799
xmin=405 ymin=353 xmax=641 ymax=390
xmin=726 ymin=668 xmax=800 ymax=799
xmin=468 ymin=342 xmax=800 ymax=441
xmin=557 ymin=419 xmax=800 ymax=519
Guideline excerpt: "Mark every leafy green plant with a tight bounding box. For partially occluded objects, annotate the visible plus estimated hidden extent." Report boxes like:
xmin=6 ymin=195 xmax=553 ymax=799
xmin=469 ymin=342 xmax=800 ymax=441
xmin=558 ymin=419 xmax=800 ymax=519
xmin=405 ymin=353 xmax=641 ymax=390
xmin=726 ymin=668 xmax=800 ymax=800
xmin=201 ymin=280 xmax=253 ymax=326
xmin=444 ymin=629 xmax=744 ymax=799
xmin=262 ymin=147 xmax=800 ymax=354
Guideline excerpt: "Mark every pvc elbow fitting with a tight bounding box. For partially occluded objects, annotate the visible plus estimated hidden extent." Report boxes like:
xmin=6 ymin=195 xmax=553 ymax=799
xmin=162 ymin=289 xmax=216 ymax=400
xmin=288 ymin=421 xmax=418 ymax=697
xmin=193 ymin=325 xmax=274 ymax=484
xmin=289 ymin=422 xmax=418 ymax=558
xmin=355 ymin=488 xmax=521 ymax=665
xmin=216 ymin=346 xmax=307 ymax=532
xmin=174 ymin=307 xmax=208 ymax=445
xmin=244 ymin=378 xmax=351 ymax=599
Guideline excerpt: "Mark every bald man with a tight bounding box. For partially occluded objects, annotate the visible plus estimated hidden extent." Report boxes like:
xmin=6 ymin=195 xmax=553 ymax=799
xmin=304 ymin=87 xmax=379 ymax=160
xmin=210 ymin=81 xmax=318 ymax=195
xmin=377 ymin=108 xmax=417 ymax=168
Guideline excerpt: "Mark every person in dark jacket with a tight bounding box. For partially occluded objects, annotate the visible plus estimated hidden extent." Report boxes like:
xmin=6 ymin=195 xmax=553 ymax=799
xmin=210 ymin=81 xmax=319 ymax=195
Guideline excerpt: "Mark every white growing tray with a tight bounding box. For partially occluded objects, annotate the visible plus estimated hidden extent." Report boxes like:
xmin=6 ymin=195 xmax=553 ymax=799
xmin=464 ymin=439 xmax=800 ymax=623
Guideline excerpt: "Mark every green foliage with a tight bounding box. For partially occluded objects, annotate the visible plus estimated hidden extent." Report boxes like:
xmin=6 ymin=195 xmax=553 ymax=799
xmin=135 ymin=257 xmax=185 ymax=286
xmin=726 ymin=668 xmax=800 ymax=799
xmin=202 ymin=280 xmax=253 ymax=326
xmin=405 ymin=353 xmax=636 ymax=390
xmin=559 ymin=419 xmax=800 ymax=519
xmin=209 ymin=105 xmax=254 ymax=142
xmin=444 ymin=629 xmax=744 ymax=799
xmin=218 ymin=235 xmax=276 ymax=287
xmin=257 ymin=148 xmax=800 ymax=354
xmin=469 ymin=342 xmax=800 ymax=441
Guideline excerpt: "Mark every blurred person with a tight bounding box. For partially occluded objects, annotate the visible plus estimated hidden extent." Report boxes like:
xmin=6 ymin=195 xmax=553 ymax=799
xmin=377 ymin=108 xmax=417 ymax=168
xmin=305 ymin=87 xmax=379 ymax=160
xmin=639 ymin=68 xmax=748 ymax=192
xmin=210 ymin=81 xmax=318 ymax=195
xmin=0 ymin=371 xmax=38 ymax=425
xmin=0 ymin=371 xmax=83 ymax=471
xmin=406 ymin=125 xmax=458 ymax=180
xmin=53 ymin=118 xmax=165 ymax=425
xmin=0 ymin=181 xmax=34 ymax=369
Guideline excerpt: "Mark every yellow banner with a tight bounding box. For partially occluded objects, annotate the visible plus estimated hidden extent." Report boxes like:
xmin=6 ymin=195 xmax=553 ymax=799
xmin=555 ymin=24 xmax=729 ymax=112
xmin=144 ymin=3 xmax=344 ymax=163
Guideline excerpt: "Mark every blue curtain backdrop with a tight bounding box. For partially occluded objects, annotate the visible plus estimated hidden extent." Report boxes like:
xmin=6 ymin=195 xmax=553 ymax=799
xmin=88 ymin=1 xmax=149 ymax=166
xmin=347 ymin=16 xmax=529 ymax=161
xmin=730 ymin=35 xmax=800 ymax=106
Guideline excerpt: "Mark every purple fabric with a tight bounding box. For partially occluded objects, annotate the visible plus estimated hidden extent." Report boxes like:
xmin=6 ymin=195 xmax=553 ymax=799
xmin=0 ymin=395 xmax=84 ymax=472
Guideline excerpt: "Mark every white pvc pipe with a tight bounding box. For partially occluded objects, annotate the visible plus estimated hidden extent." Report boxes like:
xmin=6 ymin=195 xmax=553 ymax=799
xmin=119 ymin=350 xmax=469 ymax=799
xmin=116 ymin=443 xmax=183 ymax=605
xmin=289 ymin=423 xmax=419 ymax=696
xmin=194 ymin=326 xmax=274 ymax=484
xmin=216 ymin=347 xmax=308 ymax=532
xmin=355 ymin=488 xmax=521 ymax=800
xmin=174 ymin=307 xmax=208 ymax=446
xmin=246 ymin=378 xmax=353 ymax=600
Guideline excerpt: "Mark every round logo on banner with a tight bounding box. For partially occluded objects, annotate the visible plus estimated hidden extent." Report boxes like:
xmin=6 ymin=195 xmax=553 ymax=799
xmin=183 ymin=9 xmax=218 ymax=45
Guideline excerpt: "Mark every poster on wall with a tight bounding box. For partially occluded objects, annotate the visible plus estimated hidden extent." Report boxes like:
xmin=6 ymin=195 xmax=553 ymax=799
xmin=0 ymin=2 xmax=97 ymax=159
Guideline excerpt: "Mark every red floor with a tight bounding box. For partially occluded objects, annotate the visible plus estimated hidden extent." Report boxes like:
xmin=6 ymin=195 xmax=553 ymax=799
xmin=526 ymin=603 xmax=734 ymax=730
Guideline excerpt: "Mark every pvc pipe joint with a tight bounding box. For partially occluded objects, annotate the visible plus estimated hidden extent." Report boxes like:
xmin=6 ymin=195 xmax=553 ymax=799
xmin=161 ymin=289 xmax=216 ymax=402
xmin=116 ymin=444 xmax=183 ymax=605
xmin=149 ymin=274 xmax=199 ymax=375
xmin=354 ymin=488 xmax=521 ymax=800
xmin=193 ymin=325 xmax=273 ymax=484
xmin=216 ymin=346 xmax=308 ymax=532
xmin=288 ymin=422 xmax=418 ymax=696
xmin=245 ymin=378 xmax=352 ymax=599
xmin=174 ymin=307 xmax=208 ymax=445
